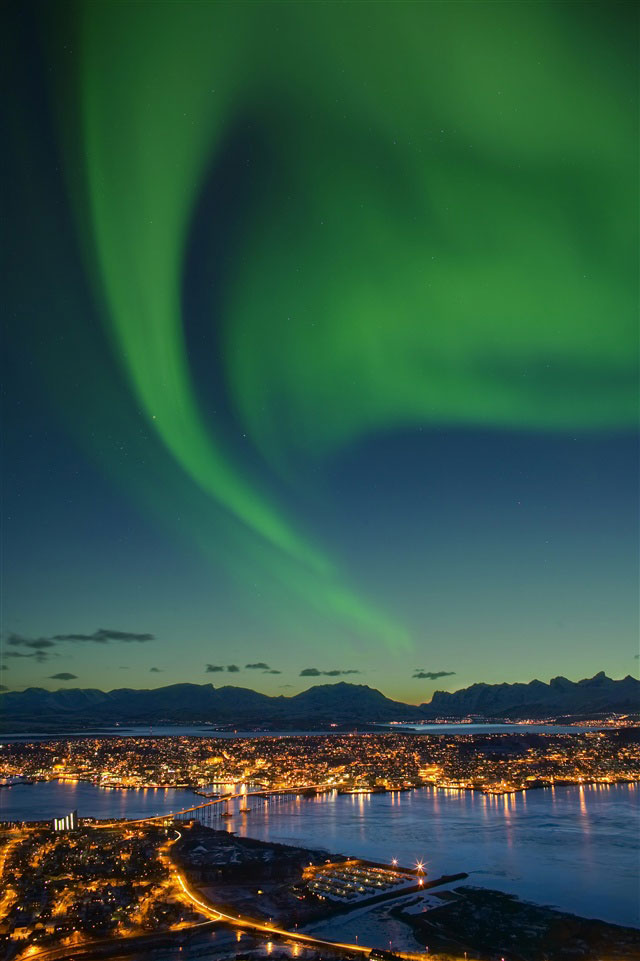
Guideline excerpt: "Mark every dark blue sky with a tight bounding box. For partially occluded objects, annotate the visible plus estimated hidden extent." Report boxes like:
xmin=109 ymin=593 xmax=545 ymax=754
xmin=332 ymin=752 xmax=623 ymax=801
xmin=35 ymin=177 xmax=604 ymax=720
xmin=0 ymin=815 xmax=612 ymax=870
xmin=2 ymin=0 xmax=637 ymax=701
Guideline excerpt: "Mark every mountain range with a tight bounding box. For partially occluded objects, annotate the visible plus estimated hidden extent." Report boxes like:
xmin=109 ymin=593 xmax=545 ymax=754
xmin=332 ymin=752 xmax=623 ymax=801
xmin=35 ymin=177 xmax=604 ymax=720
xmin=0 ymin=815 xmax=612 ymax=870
xmin=424 ymin=671 xmax=639 ymax=719
xmin=1 ymin=672 xmax=637 ymax=731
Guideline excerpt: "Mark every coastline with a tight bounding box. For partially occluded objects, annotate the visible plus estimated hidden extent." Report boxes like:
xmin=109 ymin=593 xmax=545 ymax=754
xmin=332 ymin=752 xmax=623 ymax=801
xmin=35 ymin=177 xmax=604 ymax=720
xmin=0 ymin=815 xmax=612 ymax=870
xmin=2 ymin=772 xmax=637 ymax=798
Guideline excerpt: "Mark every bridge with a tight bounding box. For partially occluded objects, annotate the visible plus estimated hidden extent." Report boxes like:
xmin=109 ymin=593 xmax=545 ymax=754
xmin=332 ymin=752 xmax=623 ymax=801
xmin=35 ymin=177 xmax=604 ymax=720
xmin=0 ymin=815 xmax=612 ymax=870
xmin=93 ymin=783 xmax=332 ymax=828
xmin=4 ymin=797 xmax=474 ymax=961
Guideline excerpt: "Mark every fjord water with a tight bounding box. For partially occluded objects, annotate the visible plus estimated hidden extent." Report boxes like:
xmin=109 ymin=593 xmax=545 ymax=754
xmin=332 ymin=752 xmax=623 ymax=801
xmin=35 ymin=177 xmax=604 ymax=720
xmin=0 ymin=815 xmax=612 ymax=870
xmin=231 ymin=784 xmax=639 ymax=928
xmin=1 ymin=781 xmax=637 ymax=927
xmin=0 ymin=722 xmax=606 ymax=743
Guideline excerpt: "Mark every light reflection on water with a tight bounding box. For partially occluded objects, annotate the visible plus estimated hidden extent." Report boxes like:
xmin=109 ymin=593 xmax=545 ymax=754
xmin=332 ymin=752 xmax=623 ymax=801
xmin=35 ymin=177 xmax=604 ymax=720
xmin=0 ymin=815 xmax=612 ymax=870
xmin=0 ymin=780 xmax=637 ymax=927
xmin=230 ymin=783 xmax=639 ymax=928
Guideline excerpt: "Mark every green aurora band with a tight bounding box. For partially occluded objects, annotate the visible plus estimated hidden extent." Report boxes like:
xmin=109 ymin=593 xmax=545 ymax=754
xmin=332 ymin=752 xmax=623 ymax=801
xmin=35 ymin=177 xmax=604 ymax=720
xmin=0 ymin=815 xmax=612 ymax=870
xmin=52 ymin=1 xmax=637 ymax=651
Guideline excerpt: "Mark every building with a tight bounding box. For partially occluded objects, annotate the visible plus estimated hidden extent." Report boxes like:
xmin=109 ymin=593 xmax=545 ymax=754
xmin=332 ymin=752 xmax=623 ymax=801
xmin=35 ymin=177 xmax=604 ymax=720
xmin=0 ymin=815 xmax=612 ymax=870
xmin=52 ymin=809 xmax=78 ymax=832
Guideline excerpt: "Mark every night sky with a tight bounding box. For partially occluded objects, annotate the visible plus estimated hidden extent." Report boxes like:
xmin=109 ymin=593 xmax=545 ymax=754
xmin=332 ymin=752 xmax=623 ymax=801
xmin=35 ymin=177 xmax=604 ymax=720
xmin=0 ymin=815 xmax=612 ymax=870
xmin=2 ymin=1 xmax=638 ymax=703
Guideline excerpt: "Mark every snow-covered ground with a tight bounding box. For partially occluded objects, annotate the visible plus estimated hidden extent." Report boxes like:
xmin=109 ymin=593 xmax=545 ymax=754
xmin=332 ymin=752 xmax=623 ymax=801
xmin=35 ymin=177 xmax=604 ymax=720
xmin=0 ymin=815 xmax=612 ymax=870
xmin=302 ymin=893 xmax=443 ymax=952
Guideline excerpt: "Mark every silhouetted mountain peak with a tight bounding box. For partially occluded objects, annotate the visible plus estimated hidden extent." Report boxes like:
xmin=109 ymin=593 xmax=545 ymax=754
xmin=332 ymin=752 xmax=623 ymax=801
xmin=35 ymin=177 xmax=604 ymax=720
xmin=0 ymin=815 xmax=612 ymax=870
xmin=1 ymin=672 xmax=637 ymax=730
xmin=578 ymin=671 xmax=608 ymax=686
xmin=422 ymin=672 xmax=637 ymax=719
xmin=0 ymin=681 xmax=416 ymax=728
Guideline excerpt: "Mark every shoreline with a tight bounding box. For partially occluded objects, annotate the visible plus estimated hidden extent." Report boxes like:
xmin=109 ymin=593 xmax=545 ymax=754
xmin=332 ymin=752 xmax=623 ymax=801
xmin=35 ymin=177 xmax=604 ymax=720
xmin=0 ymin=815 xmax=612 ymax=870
xmin=3 ymin=718 xmax=636 ymax=740
xmin=174 ymin=827 xmax=640 ymax=952
xmin=3 ymin=778 xmax=635 ymax=943
xmin=2 ymin=773 xmax=637 ymax=801
xmin=392 ymin=885 xmax=640 ymax=957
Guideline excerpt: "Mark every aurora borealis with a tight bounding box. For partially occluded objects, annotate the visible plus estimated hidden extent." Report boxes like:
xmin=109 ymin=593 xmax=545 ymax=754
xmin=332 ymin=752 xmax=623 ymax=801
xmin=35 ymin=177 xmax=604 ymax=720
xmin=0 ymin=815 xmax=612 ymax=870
xmin=2 ymin=1 xmax=638 ymax=700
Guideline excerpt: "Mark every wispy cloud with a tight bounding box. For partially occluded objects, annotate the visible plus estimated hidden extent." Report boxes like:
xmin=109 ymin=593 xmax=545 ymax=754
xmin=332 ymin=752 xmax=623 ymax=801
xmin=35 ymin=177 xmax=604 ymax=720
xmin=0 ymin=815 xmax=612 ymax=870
xmin=53 ymin=628 xmax=154 ymax=643
xmin=226 ymin=664 xmax=240 ymax=673
xmin=300 ymin=667 xmax=361 ymax=677
xmin=48 ymin=672 xmax=78 ymax=681
xmin=412 ymin=670 xmax=456 ymax=680
xmin=4 ymin=629 xmax=154 ymax=667
xmin=4 ymin=651 xmax=51 ymax=663
xmin=7 ymin=634 xmax=55 ymax=649
xmin=206 ymin=664 xmax=224 ymax=672
xmin=246 ymin=662 xmax=270 ymax=670
xmin=150 ymin=667 xmax=163 ymax=673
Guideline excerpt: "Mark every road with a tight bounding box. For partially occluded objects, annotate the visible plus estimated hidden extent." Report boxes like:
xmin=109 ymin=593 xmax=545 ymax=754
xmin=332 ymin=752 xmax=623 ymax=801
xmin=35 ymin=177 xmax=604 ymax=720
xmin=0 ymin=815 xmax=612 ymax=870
xmin=7 ymin=922 xmax=218 ymax=961
xmin=167 ymin=831 xmax=440 ymax=961
xmin=0 ymin=831 xmax=24 ymax=921
xmin=7 ymin=822 xmax=470 ymax=961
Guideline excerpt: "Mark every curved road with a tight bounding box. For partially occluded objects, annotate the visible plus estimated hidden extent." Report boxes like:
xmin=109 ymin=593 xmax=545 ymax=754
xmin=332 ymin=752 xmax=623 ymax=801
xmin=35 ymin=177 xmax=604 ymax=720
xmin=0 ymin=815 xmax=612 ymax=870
xmin=9 ymin=809 xmax=467 ymax=961
xmin=168 ymin=831 xmax=436 ymax=961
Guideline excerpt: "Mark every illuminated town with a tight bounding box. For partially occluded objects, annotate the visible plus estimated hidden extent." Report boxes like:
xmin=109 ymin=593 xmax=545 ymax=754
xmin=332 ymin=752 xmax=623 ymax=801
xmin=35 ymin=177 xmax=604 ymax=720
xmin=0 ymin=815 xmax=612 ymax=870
xmin=0 ymin=824 xmax=201 ymax=950
xmin=3 ymin=0 xmax=638 ymax=958
xmin=1 ymin=729 xmax=638 ymax=960
xmin=0 ymin=814 xmax=453 ymax=961
xmin=1 ymin=729 xmax=637 ymax=796
xmin=0 ymin=725 xmax=640 ymax=959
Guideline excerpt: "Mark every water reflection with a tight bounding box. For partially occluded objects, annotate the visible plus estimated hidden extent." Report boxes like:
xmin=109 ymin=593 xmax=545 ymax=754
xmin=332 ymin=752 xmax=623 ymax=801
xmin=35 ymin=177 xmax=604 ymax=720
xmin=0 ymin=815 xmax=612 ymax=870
xmin=579 ymin=784 xmax=587 ymax=816
xmin=1 ymin=780 xmax=637 ymax=927
xmin=231 ymin=782 xmax=638 ymax=927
